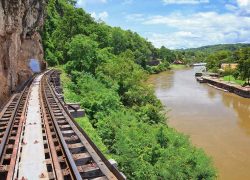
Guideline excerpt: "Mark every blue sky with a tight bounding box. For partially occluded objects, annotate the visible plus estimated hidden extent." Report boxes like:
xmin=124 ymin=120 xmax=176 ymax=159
xmin=76 ymin=0 xmax=250 ymax=49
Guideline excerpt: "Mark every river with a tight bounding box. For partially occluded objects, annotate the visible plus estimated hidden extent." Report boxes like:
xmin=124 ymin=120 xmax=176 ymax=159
xmin=148 ymin=67 xmax=250 ymax=180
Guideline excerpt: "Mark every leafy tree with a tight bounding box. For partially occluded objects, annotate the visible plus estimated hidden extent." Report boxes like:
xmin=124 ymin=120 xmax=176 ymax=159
xmin=111 ymin=28 xmax=128 ymax=55
xmin=238 ymin=48 xmax=250 ymax=84
xmin=96 ymin=54 xmax=146 ymax=102
xmin=66 ymin=35 xmax=100 ymax=74
xmin=205 ymin=54 xmax=219 ymax=72
xmin=158 ymin=46 xmax=176 ymax=63
xmin=89 ymin=23 xmax=111 ymax=48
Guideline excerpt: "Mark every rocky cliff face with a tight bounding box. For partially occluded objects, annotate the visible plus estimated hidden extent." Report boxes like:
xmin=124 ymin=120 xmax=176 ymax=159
xmin=0 ymin=0 xmax=46 ymax=106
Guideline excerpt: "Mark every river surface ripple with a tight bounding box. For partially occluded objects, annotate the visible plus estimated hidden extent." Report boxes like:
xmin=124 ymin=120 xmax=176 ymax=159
xmin=148 ymin=67 xmax=250 ymax=180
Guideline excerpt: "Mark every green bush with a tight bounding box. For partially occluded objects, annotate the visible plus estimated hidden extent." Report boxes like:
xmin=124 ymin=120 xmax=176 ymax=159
xmin=45 ymin=0 xmax=217 ymax=178
xmin=73 ymin=72 xmax=122 ymax=122
xmin=96 ymin=110 xmax=216 ymax=180
xmin=75 ymin=117 xmax=111 ymax=158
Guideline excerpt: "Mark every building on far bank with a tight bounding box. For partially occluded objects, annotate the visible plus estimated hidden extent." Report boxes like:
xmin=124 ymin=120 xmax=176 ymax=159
xmin=221 ymin=63 xmax=238 ymax=70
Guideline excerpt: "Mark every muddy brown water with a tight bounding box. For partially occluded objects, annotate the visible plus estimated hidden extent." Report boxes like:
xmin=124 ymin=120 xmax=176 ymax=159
xmin=148 ymin=67 xmax=250 ymax=180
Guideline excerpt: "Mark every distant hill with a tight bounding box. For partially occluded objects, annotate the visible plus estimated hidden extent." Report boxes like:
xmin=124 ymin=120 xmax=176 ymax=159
xmin=179 ymin=43 xmax=250 ymax=53
xmin=174 ymin=43 xmax=250 ymax=65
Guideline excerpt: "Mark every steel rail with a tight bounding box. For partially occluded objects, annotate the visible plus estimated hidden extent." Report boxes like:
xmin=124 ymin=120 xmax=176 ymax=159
xmin=0 ymin=97 xmax=21 ymax=159
xmin=40 ymin=73 xmax=68 ymax=180
xmin=0 ymin=95 xmax=17 ymax=114
xmin=0 ymin=77 xmax=34 ymax=159
xmin=0 ymin=76 xmax=34 ymax=179
xmin=45 ymin=70 xmax=125 ymax=180
xmin=42 ymin=71 xmax=83 ymax=180
xmin=6 ymin=79 xmax=32 ymax=179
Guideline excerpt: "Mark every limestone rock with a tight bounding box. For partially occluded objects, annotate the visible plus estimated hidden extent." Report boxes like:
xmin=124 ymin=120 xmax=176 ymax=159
xmin=0 ymin=0 xmax=46 ymax=106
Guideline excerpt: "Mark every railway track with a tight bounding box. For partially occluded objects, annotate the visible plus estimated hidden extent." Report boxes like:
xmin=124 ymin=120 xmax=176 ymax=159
xmin=0 ymin=70 xmax=125 ymax=180
xmin=0 ymin=77 xmax=33 ymax=179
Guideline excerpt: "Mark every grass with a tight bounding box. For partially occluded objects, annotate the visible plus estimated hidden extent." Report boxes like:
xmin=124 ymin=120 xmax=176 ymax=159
xmin=170 ymin=64 xmax=187 ymax=70
xmin=222 ymin=75 xmax=245 ymax=86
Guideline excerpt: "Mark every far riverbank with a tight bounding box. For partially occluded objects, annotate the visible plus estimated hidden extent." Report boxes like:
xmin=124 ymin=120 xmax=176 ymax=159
xmin=199 ymin=76 xmax=250 ymax=98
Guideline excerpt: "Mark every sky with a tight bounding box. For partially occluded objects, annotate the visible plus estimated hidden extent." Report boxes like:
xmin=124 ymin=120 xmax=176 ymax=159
xmin=76 ymin=0 xmax=250 ymax=49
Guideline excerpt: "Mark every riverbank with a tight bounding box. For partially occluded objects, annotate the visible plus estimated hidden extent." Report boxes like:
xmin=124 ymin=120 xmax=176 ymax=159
xmin=222 ymin=75 xmax=245 ymax=86
xmin=199 ymin=76 xmax=250 ymax=98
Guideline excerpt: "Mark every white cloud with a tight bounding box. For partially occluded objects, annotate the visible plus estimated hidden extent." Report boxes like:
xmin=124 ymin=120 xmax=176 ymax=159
xmin=125 ymin=14 xmax=145 ymax=21
xmin=91 ymin=11 xmax=109 ymax=21
xmin=237 ymin=0 xmax=250 ymax=7
xmin=162 ymin=0 xmax=209 ymax=5
xmin=142 ymin=11 xmax=250 ymax=49
xmin=225 ymin=4 xmax=238 ymax=11
xmin=236 ymin=0 xmax=250 ymax=15
xmin=76 ymin=0 xmax=107 ymax=7
xmin=99 ymin=11 xmax=109 ymax=19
